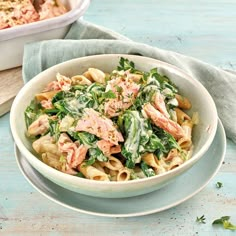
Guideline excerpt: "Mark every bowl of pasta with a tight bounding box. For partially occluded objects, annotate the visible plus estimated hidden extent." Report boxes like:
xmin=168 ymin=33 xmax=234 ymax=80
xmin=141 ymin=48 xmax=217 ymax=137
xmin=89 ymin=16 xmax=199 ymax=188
xmin=10 ymin=54 xmax=218 ymax=198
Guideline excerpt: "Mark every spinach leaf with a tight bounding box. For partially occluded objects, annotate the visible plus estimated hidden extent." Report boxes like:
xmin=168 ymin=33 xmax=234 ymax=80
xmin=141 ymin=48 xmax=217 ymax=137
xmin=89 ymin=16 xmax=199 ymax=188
xmin=117 ymin=57 xmax=136 ymax=72
xmin=152 ymin=125 xmax=181 ymax=157
xmin=68 ymin=131 xmax=108 ymax=164
xmin=89 ymin=147 xmax=108 ymax=162
xmin=121 ymin=111 xmax=141 ymax=168
xmin=24 ymin=100 xmax=43 ymax=128
xmin=68 ymin=131 xmax=96 ymax=147
xmin=120 ymin=110 xmax=165 ymax=168
xmin=134 ymin=84 xmax=159 ymax=109
xmin=48 ymin=119 xmax=60 ymax=141
xmin=140 ymin=161 xmax=155 ymax=177
xmin=51 ymin=91 xmax=74 ymax=104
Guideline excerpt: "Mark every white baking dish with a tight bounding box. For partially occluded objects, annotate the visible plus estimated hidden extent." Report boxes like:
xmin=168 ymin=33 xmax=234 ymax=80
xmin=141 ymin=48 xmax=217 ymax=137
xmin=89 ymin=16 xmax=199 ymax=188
xmin=0 ymin=0 xmax=90 ymax=71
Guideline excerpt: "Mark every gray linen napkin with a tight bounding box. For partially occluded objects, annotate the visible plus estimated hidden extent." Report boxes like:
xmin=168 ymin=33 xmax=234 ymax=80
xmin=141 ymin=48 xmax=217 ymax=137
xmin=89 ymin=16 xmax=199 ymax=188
xmin=23 ymin=20 xmax=236 ymax=143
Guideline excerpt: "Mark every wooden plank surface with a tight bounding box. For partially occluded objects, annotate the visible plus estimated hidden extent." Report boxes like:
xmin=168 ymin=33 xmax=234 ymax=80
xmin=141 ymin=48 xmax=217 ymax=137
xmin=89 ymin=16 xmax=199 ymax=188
xmin=0 ymin=0 xmax=236 ymax=235
xmin=0 ymin=67 xmax=23 ymax=116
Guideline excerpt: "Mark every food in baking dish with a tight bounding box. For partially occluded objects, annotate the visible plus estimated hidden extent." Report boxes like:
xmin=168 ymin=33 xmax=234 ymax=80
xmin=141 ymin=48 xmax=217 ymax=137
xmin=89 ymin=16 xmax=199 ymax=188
xmin=0 ymin=0 xmax=67 ymax=29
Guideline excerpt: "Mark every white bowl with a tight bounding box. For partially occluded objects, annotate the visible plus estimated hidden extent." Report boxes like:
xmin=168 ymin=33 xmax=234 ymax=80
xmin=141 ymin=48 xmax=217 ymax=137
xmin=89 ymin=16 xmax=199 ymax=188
xmin=10 ymin=54 xmax=218 ymax=198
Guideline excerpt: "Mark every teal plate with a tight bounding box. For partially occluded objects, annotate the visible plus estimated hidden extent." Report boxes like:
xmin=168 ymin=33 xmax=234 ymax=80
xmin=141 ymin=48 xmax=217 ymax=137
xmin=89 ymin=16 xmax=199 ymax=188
xmin=15 ymin=119 xmax=226 ymax=218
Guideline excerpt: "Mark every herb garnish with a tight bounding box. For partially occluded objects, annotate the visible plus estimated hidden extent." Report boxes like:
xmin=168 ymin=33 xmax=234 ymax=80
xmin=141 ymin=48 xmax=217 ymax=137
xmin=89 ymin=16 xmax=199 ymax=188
xmin=196 ymin=215 xmax=206 ymax=224
xmin=212 ymin=216 xmax=236 ymax=230
xmin=216 ymin=182 xmax=223 ymax=188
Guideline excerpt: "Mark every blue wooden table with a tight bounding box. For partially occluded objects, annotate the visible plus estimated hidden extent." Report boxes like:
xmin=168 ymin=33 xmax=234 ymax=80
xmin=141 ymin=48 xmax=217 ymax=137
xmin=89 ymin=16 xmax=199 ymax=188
xmin=0 ymin=0 xmax=235 ymax=235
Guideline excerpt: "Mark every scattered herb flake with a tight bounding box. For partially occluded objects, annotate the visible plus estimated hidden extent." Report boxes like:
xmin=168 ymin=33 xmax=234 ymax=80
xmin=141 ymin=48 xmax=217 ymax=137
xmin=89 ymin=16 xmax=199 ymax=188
xmin=115 ymin=85 xmax=123 ymax=93
xmin=196 ymin=215 xmax=206 ymax=224
xmin=216 ymin=182 xmax=223 ymax=188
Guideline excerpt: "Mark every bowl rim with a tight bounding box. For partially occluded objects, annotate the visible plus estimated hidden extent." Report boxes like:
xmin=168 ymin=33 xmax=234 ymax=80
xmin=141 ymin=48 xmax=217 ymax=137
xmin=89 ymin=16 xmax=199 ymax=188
xmin=10 ymin=54 xmax=218 ymax=187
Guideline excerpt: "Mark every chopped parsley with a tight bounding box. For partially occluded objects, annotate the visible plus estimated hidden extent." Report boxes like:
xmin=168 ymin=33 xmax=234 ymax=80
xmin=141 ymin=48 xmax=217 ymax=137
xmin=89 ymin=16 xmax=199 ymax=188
xmin=216 ymin=181 xmax=223 ymax=188
xmin=196 ymin=215 xmax=206 ymax=224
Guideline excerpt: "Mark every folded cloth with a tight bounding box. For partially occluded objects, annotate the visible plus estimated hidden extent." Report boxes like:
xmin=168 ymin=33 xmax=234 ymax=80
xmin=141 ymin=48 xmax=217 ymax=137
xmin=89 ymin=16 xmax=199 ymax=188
xmin=23 ymin=20 xmax=236 ymax=143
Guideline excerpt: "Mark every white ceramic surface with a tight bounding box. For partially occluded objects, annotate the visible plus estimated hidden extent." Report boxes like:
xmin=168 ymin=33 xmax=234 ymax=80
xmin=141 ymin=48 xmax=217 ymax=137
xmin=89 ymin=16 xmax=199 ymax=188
xmin=0 ymin=0 xmax=90 ymax=71
xmin=15 ymin=119 xmax=226 ymax=217
xmin=10 ymin=54 xmax=218 ymax=198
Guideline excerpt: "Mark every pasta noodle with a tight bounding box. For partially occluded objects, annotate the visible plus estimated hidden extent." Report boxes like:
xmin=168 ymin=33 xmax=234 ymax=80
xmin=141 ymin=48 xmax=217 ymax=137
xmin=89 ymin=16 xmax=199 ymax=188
xmin=167 ymin=156 xmax=184 ymax=171
xmin=141 ymin=153 xmax=159 ymax=169
xmin=71 ymin=75 xmax=92 ymax=86
xmin=35 ymin=90 xmax=59 ymax=102
xmin=32 ymin=134 xmax=61 ymax=156
xmin=175 ymin=94 xmax=192 ymax=109
xmin=100 ymin=156 xmax=124 ymax=171
xmin=154 ymin=159 xmax=168 ymax=175
xmin=79 ymin=162 xmax=110 ymax=181
xmin=92 ymin=162 xmax=105 ymax=173
xmin=83 ymin=68 xmax=106 ymax=84
xmin=42 ymin=152 xmax=64 ymax=171
xmin=117 ymin=168 xmax=131 ymax=181
xmin=109 ymin=169 xmax=118 ymax=181
xmin=175 ymin=108 xmax=191 ymax=125
xmin=178 ymin=120 xmax=193 ymax=150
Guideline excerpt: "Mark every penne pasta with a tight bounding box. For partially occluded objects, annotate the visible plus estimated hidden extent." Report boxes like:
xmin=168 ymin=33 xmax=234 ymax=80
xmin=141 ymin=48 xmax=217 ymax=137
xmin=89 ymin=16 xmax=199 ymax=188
xmin=79 ymin=162 xmax=110 ymax=181
xmin=175 ymin=108 xmax=191 ymax=125
xmin=175 ymin=94 xmax=192 ymax=110
xmin=32 ymin=134 xmax=61 ymax=156
xmin=117 ymin=167 xmax=131 ymax=181
xmin=99 ymin=156 xmax=124 ymax=171
xmin=178 ymin=137 xmax=192 ymax=150
xmin=165 ymin=149 xmax=179 ymax=161
xmin=167 ymin=156 xmax=184 ymax=171
xmin=127 ymin=73 xmax=143 ymax=83
xmin=141 ymin=153 xmax=159 ymax=169
xmin=153 ymin=158 xmax=168 ymax=175
xmin=83 ymin=68 xmax=106 ymax=84
xmin=92 ymin=162 xmax=105 ymax=173
xmin=133 ymin=167 xmax=146 ymax=179
xmin=109 ymin=169 xmax=118 ymax=181
xmin=182 ymin=120 xmax=193 ymax=138
xmin=71 ymin=75 xmax=92 ymax=86
xmin=35 ymin=90 xmax=59 ymax=102
xmin=83 ymin=71 xmax=94 ymax=81
xmin=27 ymin=114 xmax=49 ymax=136
xmin=178 ymin=119 xmax=193 ymax=150
xmin=142 ymin=153 xmax=170 ymax=175
xmin=42 ymin=152 xmax=64 ymax=171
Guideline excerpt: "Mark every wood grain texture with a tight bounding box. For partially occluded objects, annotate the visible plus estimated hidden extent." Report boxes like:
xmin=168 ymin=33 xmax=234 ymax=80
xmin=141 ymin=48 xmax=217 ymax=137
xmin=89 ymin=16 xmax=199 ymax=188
xmin=0 ymin=0 xmax=236 ymax=235
xmin=0 ymin=67 xmax=23 ymax=116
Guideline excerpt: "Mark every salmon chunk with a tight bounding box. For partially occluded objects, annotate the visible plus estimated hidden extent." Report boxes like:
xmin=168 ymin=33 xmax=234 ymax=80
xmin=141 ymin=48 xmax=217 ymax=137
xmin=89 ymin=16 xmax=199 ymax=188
xmin=75 ymin=108 xmax=124 ymax=145
xmin=143 ymin=103 xmax=185 ymax=140
xmin=97 ymin=140 xmax=121 ymax=156
xmin=58 ymin=133 xmax=88 ymax=169
xmin=104 ymin=75 xmax=140 ymax=117
xmin=152 ymin=91 xmax=170 ymax=118
xmin=27 ymin=114 xmax=49 ymax=136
